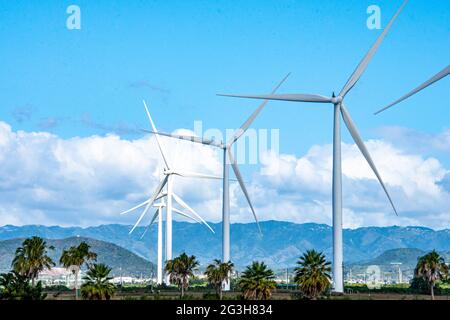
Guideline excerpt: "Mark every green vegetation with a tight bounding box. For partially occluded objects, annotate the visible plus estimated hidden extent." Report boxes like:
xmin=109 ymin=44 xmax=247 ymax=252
xmin=204 ymin=259 xmax=234 ymax=300
xmin=2 ymin=236 xmax=450 ymax=301
xmin=81 ymin=263 xmax=116 ymax=300
xmin=11 ymin=236 xmax=55 ymax=287
xmin=0 ymin=271 xmax=47 ymax=300
xmin=165 ymin=253 xmax=199 ymax=298
xmin=0 ymin=237 xmax=155 ymax=277
xmin=0 ymin=236 xmax=54 ymax=300
xmin=414 ymin=250 xmax=448 ymax=300
xmin=0 ymin=236 xmax=117 ymax=300
xmin=294 ymin=250 xmax=331 ymax=299
xmin=238 ymin=261 xmax=276 ymax=300
xmin=60 ymin=241 xmax=97 ymax=299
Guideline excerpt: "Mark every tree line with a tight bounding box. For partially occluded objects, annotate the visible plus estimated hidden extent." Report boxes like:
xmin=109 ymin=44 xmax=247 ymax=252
xmin=0 ymin=236 xmax=113 ymax=300
xmin=0 ymin=236 xmax=448 ymax=300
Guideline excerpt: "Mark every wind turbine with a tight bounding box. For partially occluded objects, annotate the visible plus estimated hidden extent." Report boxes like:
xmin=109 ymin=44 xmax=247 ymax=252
xmin=375 ymin=65 xmax=450 ymax=114
xmin=145 ymin=73 xmax=290 ymax=290
xmin=120 ymin=101 xmax=219 ymax=284
xmin=217 ymin=0 xmax=409 ymax=293
xmin=140 ymin=195 xmax=209 ymax=285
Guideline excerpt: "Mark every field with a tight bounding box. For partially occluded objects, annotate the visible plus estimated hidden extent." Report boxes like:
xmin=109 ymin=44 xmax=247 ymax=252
xmin=43 ymin=286 xmax=450 ymax=301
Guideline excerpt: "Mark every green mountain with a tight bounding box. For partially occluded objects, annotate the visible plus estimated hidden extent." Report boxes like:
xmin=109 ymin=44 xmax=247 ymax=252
xmin=0 ymin=237 xmax=154 ymax=277
xmin=358 ymin=248 xmax=426 ymax=267
xmin=347 ymin=248 xmax=450 ymax=281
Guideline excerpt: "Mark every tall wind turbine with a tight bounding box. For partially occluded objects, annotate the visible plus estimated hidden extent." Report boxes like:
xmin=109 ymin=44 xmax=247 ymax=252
xmin=218 ymin=0 xmax=408 ymax=293
xmin=146 ymin=73 xmax=290 ymax=290
xmin=375 ymin=65 xmax=450 ymax=114
xmin=120 ymin=101 xmax=218 ymax=283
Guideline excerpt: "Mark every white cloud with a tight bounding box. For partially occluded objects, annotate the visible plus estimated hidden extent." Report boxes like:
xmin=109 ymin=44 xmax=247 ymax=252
xmin=0 ymin=122 xmax=222 ymax=227
xmin=1 ymin=121 xmax=450 ymax=230
xmin=253 ymin=139 xmax=450 ymax=229
xmin=376 ymin=126 xmax=450 ymax=153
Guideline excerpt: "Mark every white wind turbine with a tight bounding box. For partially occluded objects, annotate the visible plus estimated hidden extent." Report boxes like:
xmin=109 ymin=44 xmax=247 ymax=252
xmin=139 ymin=194 xmax=210 ymax=285
xmin=218 ymin=0 xmax=409 ymax=293
xmin=146 ymin=73 xmax=290 ymax=290
xmin=120 ymin=101 xmax=219 ymax=284
xmin=375 ymin=65 xmax=450 ymax=115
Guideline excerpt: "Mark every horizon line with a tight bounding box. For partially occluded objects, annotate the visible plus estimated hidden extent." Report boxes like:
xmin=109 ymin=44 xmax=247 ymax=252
xmin=0 ymin=220 xmax=445 ymax=232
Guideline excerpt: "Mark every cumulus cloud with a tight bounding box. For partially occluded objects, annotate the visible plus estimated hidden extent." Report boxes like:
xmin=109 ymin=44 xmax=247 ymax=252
xmin=252 ymin=139 xmax=450 ymax=229
xmin=0 ymin=122 xmax=222 ymax=227
xmin=376 ymin=126 xmax=450 ymax=153
xmin=438 ymin=173 xmax=450 ymax=193
xmin=1 ymin=121 xmax=450 ymax=230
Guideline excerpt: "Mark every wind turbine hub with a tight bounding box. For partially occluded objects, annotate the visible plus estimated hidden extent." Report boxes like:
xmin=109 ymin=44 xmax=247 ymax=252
xmin=331 ymin=95 xmax=343 ymax=104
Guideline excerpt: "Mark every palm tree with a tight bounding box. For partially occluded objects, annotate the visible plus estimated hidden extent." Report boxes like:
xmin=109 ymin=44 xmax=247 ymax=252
xmin=238 ymin=261 xmax=276 ymax=300
xmin=80 ymin=263 xmax=115 ymax=300
xmin=204 ymin=259 xmax=234 ymax=299
xmin=0 ymin=271 xmax=47 ymax=300
xmin=415 ymin=250 xmax=448 ymax=300
xmin=60 ymin=241 xmax=97 ymax=299
xmin=165 ymin=253 xmax=199 ymax=298
xmin=294 ymin=250 xmax=331 ymax=299
xmin=12 ymin=236 xmax=55 ymax=286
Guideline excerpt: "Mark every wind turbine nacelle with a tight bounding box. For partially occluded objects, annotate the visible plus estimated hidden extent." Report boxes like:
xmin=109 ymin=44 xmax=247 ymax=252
xmin=163 ymin=169 xmax=173 ymax=175
xmin=331 ymin=95 xmax=343 ymax=104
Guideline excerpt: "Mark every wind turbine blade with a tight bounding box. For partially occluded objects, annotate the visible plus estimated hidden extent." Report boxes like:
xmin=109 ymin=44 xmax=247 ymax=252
xmin=142 ymin=100 xmax=171 ymax=169
xmin=139 ymin=209 xmax=160 ymax=239
xmin=227 ymin=148 xmax=262 ymax=234
xmin=340 ymin=104 xmax=398 ymax=216
xmin=375 ymin=65 xmax=450 ymax=114
xmin=339 ymin=0 xmax=409 ymax=97
xmin=172 ymin=208 xmax=201 ymax=224
xmin=227 ymin=73 xmax=291 ymax=146
xmin=141 ymin=129 xmax=224 ymax=148
xmin=155 ymin=192 xmax=167 ymax=201
xmin=171 ymin=193 xmax=215 ymax=234
xmin=174 ymin=170 xmax=238 ymax=182
xmin=174 ymin=170 xmax=223 ymax=180
xmin=119 ymin=199 xmax=150 ymax=215
xmin=218 ymin=93 xmax=332 ymax=103
xmin=149 ymin=208 xmax=161 ymax=226
xmin=129 ymin=176 xmax=169 ymax=234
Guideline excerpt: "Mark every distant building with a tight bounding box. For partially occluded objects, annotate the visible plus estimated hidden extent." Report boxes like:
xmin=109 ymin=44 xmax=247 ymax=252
xmin=37 ymin=267 xmax=83 ymax=287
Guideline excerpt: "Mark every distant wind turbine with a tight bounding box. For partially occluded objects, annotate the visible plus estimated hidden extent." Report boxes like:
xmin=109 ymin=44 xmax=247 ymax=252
xmin=145 ymin=73 xmax=290 ymax=290
xmin=375 ymin=65 xmax=450 ymax=115
xmin=139 ymin=197 xmax=207 ymax=285
xmin=217 ymin=0 xmax=409 ymax=293
xmin=120 ymin=101 xmax=219 ymax=284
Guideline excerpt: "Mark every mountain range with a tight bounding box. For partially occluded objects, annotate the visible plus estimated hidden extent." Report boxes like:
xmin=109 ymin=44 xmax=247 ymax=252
xmin=1 ymin=221 xmax=449 ymax=268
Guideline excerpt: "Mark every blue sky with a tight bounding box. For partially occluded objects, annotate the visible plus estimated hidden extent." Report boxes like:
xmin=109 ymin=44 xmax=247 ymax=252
xmin=0 ymin=0 xmax=449 ymax=228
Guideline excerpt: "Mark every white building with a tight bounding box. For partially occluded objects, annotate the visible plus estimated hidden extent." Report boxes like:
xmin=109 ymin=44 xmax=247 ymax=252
xmin=37 ymin=267 xmax=82 ymax=287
